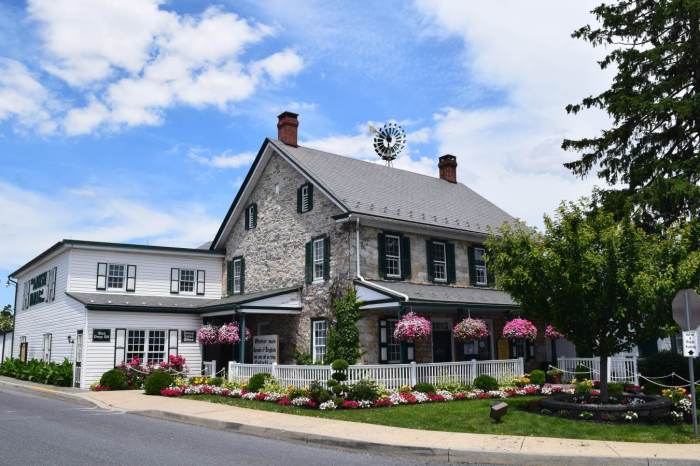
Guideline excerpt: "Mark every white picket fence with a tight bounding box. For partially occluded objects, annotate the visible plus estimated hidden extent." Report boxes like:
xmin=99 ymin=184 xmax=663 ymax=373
xmin=228 ymin=358 xmax=525 ymax=390
xmin=557 ymin=356 xmax=639 ymax=385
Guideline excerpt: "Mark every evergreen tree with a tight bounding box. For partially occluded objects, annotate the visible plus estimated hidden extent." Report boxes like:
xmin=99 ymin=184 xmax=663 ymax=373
xmin=326 ymin=288 xmax=362 ymax=364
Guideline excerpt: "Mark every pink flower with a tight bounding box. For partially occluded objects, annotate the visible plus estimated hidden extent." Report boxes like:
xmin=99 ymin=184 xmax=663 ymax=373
xmin=393 ymin=312 xmax=432 ymax=342
xmin=197 ymin=325 xmax=219 ymax=345
xmin=545 ymin=325 xmax=565 ymax=340
xmin=503 ymin=318 xmax=538 ymax=341
xmin=400 ymin=392 xmax=418 ymax=404
xmin=277 ymin=397 xmax=291 ymax=406
xmin=160 ymin=387 xmax=184 ymax=397
xmin=305 ymin=400 xmax=318 ymax=409
xmin=453 ymin=318 xmax=489 ymax=341
xmin=372 ymin=397 xmax=394 ymax=408
xmin=341 ymin=400 xmax=360 ymax=409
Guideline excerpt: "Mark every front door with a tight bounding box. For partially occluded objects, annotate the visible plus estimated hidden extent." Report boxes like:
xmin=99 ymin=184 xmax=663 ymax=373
xmin=432 ymin=320 xmax=453 ymax=362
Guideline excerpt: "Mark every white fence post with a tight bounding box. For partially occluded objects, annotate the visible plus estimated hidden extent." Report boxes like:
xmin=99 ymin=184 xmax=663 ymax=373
xmin=606 ymin=356 xmax=612 ymax=383
xmin=469 ymin=359 xmax=477 ymax=384
xmin=632 ymin=357 xmax=639 ymax=386
xmin=271 ymin=362 xmax=277 ymax=379
xmin=518 ymin=357 xmax=524 ymax=376
xmin=409 ymin=361 xmax=417 ymax=386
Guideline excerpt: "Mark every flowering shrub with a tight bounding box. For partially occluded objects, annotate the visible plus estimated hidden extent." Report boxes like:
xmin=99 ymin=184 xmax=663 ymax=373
xmin=160 ymin=354 xmax=186 ymax=372
xmin=393 ymin=312 xmax=432 ymax=342
xmin=218 ymin=323 xmax=242 ymax=344
xmin=197 ymin=325 xmax=219 ymax=345
xmin=502 ymin=318 xmax=538 ymax=341
xmin=544 ymin=325 xmax=565 ymax=340
xmin=319 ymin=400 xmax=337 ymax=410
xmin=453 ymin=318 xmax=489 ymax=341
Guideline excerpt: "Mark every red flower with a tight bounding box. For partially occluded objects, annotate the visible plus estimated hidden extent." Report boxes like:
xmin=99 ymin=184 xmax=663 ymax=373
xmin=277 ymin=397 xmax=291 ymax=406
xmin=453 ymin=392 xmax=466 ymax=400
xmin=160 ymin=387 xmax=184 ymax=397
xmin=255 ymin=392 xmax=268 ymax=401
xmin=372 ymin=397 xmax=394 ymax=408
xmin=428 ymin=394 xmax=445 ymax=402
xmin=341 ymin=400 xmax=360 ymax=409
xmin=305 ymin=400 xmax=318 ymax=409
xmin=400 ymin=392 xmax=417 ymax=404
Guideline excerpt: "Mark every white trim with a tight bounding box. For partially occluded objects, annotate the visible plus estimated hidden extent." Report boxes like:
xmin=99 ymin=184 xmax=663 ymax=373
xmin=384 ymin=234 xmax=401 ymax=279
xmin=232 ymin=259 xmax=242 ymax=294
xmin=432 ymin=241 xmax=447 ymax=282
xmin=178 ymin=268 xmax=196 ymax=295
xmin=106 ymin=263 xmax=127 ymax=291
xmin=473 ymin=247 xmax=488 ymax=286
xmin=312 ymin=238 xmax=324 ymax=282
xmin=312 ymin=319 xmax=328 ymax=363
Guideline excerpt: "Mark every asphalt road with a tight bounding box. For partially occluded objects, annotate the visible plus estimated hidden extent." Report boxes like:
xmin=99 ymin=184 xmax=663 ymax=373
xmin=0 ymin=388 xmax=454 ymax=466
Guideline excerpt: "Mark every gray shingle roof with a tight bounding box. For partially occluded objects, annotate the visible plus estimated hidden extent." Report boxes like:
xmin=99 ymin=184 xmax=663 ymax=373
xmin=363 ymin=280 xmax=516 ymax=307
xmin=66 ymin=292 xmax=208 ymax=310
xmin=270 ymin=139 xmax=515 ymax=235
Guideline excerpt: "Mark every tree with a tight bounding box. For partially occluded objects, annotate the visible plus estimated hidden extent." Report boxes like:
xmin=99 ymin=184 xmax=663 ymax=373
xmin=326 ymin=288 xmax=362 ymax=364
xmin=562 ymin=0 xmax=700 ymax=229
xmin=487 ymin=201 xmax=700 ymax=402
xmin=0 ymin=304 xmax=13 ymax=333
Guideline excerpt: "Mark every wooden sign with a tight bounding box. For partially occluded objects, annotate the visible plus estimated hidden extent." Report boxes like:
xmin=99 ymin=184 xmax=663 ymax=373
xmin=92 ymin=329 xmax=111 ymax=342
xmin=252 ymin=335 xmax=279 ymax=364
xmin=181 ymin=330 xmax=196 ymax=343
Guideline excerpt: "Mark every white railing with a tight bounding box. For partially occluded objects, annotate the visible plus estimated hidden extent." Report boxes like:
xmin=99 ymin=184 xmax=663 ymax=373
xmin=202 ymin=360 xmax=216 ymax=377
xmin=228 ymin=358 xmax=525 ymax=389
xmin=557 ymin=356 xmax=638 ymax=385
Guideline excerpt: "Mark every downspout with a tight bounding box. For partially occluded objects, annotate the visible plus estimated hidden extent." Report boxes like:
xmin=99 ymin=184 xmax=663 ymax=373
xmin=7 ymin=278 xmax=17 ymax=359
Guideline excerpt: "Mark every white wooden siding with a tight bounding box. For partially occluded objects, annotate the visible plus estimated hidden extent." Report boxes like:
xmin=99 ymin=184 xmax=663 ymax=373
xmin=12 ymin=251 xmax=87 ymax=366
xmin=83 ymin=311 xmax=203 ymax=388
xmin=68 ymin=248 xmax=223 ymax=299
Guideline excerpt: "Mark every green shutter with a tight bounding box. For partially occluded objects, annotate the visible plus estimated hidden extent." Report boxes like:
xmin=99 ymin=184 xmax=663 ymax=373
xmin=297 ymin=186 xmax=303 ymax=213
xmin=305 ymin=241 xmax=313 ymax=284
xmin=307 ymin=183 xmax=314 ymax=211
xmin=323 ymin=236 xmax=330 ymax=281
xmin=239 ymin=258 xmax=245 ymax=294
xmin=244 ymin=206 xmax=250 ymax=230
xmin=226 ymin=261 xmax=234 ymax=296
xmin=485 ymin=247 xmax=495 ymax=287
xmin=377 ymin=233 xmax=386 ymax=279
xmin=446 ymin=242 xmax=456 ymax=284
xmin=467 ymin=246 xmax=476 ymax=286
xmin=378 ymin=319 xmax=388 ymax=364
xmin=400 ymin=235 xmax=411 ymax=280
xmin=426 ymin=240 xmax=434 ymax=282
xmin=252 ymin=203 xmax=257 ymax=228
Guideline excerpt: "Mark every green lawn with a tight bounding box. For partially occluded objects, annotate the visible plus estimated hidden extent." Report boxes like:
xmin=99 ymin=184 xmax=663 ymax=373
xmin=181 ymin=394 xmax=698 ymax=443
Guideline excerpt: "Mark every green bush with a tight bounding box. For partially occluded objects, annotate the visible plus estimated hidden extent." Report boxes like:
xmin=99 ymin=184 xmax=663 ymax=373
xmin=144 ymin=371 xmax=173 ymax=395
xmin=413 ymin=382 xmax=436 ymax=393
xmin=0 ymin=358 xmax=73 ymax=387
xmin=607 ymin=382 xmax=624 ymax=396
xmin=575 ymin=379 xmax=593 ymax=395
xmin=473 ymin=375 xmax=499 ymax=391
xmin=99 ymin=369 xmax=128 ymax=390
xmin=639 ymin=351 xmax=700 ymax=389
xmin=247 ymin=373 xmax=272 ymax=392
xmin=331 ymin=359 xmax=349 ymax=371
xmin=308 ymin=380 xmax=333 ymax=403
xmin=529 ymin=369 xmax=546 ymax=385
xmin=574 ymin=364 xmax=591 ymax=382
xmin=348 ymin=379 xmax=380 ymax=401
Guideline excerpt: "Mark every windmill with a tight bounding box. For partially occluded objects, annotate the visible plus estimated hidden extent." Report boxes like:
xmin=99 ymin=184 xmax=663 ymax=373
xmin=369 ymin=121 xmax=406 ymax=166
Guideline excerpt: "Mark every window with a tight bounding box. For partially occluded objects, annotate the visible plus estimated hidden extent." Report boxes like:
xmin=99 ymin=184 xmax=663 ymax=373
xmin=297 ymin=183 xmax=313 ymax=213
xmin=312 ymin=320 xmax=328 ymax=363
xmin=386 ymin=319 xmax=401 ymax=363
xmin=385 ymin=235 xmax=401 ymax=278
xmin=233 ymin=258 xmax=242 ymax=294
xmin=179 ymin=269 xmax=195 ymax=293
xmin=107 ymin=264 xmax=126 ymax=290
xmin=474 ymin=247 xmax=487 ymax=285
xmin=432 ymin=242 xmax=447 ymax=282
xmin=312 ymin=238 xmax=325 ymax=281
xmin=196 ymin=270 xmax=206 ymax=295
xmin=42 ymin=333 xmax=52 ymax=361
xmin=126 ymin=330 xmax=166 ymax=364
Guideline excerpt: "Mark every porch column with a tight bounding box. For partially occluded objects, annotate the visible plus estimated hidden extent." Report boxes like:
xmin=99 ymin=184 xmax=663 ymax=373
xmin=239 ymin=313 xmax=246 ymax=363
xmin=399 ymin=306 xmax=408 ymax=364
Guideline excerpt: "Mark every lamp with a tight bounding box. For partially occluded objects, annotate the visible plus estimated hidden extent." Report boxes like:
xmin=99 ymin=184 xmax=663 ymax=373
xmin=490 ymin=401 xmax=508 ymax=422
xmin=67 ymin=335 xmax=74 ymax=344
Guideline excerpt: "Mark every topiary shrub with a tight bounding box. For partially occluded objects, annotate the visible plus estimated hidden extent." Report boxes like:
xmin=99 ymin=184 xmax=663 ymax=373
xmin=308 ymin=380 xmax=333 ymax=403
xmin=529 ymin=369 xmax=546 ymax=385
xmin=247 ymin=372 xmax=272 ymax=393
xmin=144 ymin=371 xmax=173 ymax=395
xmin=413 ymin=382 xmax=435 ymax=393
xmin=348 ymin=379 xmax=380 ymax=401
xmin=473 ymin=374 xmax=499 ymax=391
xmin=574 ymin=364 xmax=591 ymax=382
xmin=99 ymin=369 xmax=128 ymax=390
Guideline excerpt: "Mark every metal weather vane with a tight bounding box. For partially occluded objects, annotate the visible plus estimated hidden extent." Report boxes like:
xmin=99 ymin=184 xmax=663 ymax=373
xmin=369 ymin=121 xmax=406 ymax=166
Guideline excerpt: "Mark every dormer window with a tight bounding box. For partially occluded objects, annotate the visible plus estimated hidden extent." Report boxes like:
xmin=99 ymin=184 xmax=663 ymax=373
xmin=245 ymin=203 xmax=257 ymax=230
xmin=297 ymin=183 xmax=314 ymax=213
xmin=97 ymin=263 xmax=136 ymax=292
xmin=171 ymin=268 xmax=206 ymax=295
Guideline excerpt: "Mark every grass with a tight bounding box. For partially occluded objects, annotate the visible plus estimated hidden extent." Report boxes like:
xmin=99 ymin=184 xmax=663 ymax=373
xmin=181 ymin=394 xmax=699 ymax=444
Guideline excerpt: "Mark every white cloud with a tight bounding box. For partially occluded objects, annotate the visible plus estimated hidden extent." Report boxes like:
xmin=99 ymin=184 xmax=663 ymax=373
xmin=414 ymin=0 xmax=613 ymax=227
xmin=0 ymin=181 xmax=220 ymax=268
xmin=188 ymin=147 xmax=255 ymax=169
xmin=0 ymin=58 xmax=56 ymax=134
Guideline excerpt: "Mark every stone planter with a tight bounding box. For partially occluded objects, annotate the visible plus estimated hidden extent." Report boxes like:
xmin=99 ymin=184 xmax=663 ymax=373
xmin=540 ymin=394 xmax=672 ymax=421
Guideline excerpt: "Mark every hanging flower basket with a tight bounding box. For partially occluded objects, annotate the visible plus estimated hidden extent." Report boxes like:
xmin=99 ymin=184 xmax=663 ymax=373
xmin=197 ymin=325 xmax=218 ymax=345
xmin=545 ymin=324 xmax=565 ymax=340
xmin=393 ymin=312 xmax=432 ymax=342
xmin=217 ymin=323 xmax=252 ymax=344
xmin=452 ymin=318 xmax=489 ymax=341
xmin=502 ymin=318 xmax=537 ymax=341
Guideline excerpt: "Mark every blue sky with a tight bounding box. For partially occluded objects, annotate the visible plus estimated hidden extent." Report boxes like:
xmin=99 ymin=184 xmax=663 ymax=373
xmin=0 ymin=0 xmax=610 ymax=308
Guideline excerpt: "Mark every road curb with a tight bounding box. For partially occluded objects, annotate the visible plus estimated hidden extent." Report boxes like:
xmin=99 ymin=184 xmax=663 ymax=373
xmin=135 ymin=409 xmax=684 ymax=466
xmin=0 ymin=379 xmax=96 ymax=408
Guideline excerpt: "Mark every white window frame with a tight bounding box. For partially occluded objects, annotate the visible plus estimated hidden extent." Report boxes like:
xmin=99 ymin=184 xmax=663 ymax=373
xmin=233 ymin=258 xmax=242 ymax=294
xmin=126 ymin=329 xmax=167 ymax=365
xmin=312 ymin=238 xmax=325 ymax=282
xmin=432 ymin=241 xmax=447 ymax=282
xmin=474 ymin=247 xmax=488 ymax=286
xmin=178 ymin=268 xmax=196 ymax=294
xmin=384 ymin=234 xmax=401 ymax=279
xmin=312 ymin=319 xmax=328 ymax=363
xmin=42 ymin=333 xmax=52 ymax=361
xmin=386 ymin=319 xmax=401 ymax=363
xmin=106 ymin=263 xmax=126 ymax=291
xmin=300 ymin=185 xmax=310 ymax=213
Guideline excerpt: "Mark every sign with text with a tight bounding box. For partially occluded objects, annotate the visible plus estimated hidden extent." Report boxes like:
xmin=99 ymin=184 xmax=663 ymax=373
xmin=684 ymin=330 xmax=698 ymax=358
xmin=181 ymin=330 xmax=196 ymax=343
xmin=252 ymin=335 xmax=278 ymax=364
xmin=92 ymin=329 xmax=111 ymax=342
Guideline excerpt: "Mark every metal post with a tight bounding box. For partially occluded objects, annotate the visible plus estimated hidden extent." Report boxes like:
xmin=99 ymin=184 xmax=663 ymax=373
xmin=239 ymin=313 xmax=247 ymax=364
xmin=410 ymin=361 xmax=417 ymax=386
xmin=685 ymin=290 xmax=698 ymax=437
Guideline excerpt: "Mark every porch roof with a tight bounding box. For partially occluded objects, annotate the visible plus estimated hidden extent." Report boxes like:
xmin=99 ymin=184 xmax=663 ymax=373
xmin=66 ymin=291 xmax=208 ymax=313
xmin=199 ymin=286 xmax=302 ymax=316
xmin=355 ymin=280 xmax=518 ymax=311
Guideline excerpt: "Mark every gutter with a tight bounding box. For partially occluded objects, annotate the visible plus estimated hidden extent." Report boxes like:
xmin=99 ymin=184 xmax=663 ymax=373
xmin=8 ymin=278 xmax=17 ymax=359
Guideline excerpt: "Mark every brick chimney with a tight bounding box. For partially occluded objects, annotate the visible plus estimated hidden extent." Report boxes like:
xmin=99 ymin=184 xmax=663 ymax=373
xmin=438 ymin=154 xmax=457 ymax=183
xmin=277 ymin=111 xmax=299 ymax=147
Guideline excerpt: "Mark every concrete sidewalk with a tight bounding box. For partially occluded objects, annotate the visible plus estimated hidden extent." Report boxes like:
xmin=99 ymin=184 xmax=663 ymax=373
xmin=1 ymin=377 xmax=697 ymax=465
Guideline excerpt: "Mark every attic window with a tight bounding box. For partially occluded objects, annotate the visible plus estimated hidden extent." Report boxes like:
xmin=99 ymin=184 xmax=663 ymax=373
xmin=297 ymin=183 xmax=314 ymax=214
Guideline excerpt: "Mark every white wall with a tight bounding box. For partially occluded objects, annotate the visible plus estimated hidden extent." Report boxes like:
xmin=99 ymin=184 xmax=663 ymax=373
xmin=1 ymin=332 xmax=13 ymax=361
xmin=68 ymin=247 xmax=223 ymax=299
xmin=83 ymin=310 xmax=203 ymax=388
xmin=13 ymin=250 xmax=87 ymax=366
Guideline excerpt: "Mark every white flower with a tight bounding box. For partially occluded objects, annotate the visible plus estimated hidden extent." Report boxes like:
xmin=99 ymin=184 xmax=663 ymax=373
xmin=412 ymin=392 xmax=429 ymax=403
xmin=678 ymin=398 xmax=692 ymax=412
xmin=436 ymin=390 xmax=453 ymax=401
xmin=357 ymin=400 xmax=373 ymax=408
xmin=291 ymin=396 xmax=311 ymax=406
xmin=243 ymin=392 xmax=258 ymax=400
xmin=319 ymin=401 xmax=336 ymax=410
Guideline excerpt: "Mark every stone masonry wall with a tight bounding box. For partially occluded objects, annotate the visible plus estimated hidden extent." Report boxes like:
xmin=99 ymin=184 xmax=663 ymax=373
xmin=222 ymin=152 xmax=354 ymax=362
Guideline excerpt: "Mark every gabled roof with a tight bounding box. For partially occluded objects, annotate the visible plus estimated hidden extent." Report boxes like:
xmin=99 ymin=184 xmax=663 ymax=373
xmin=210 ymin=138 xmax=516 ymax=249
